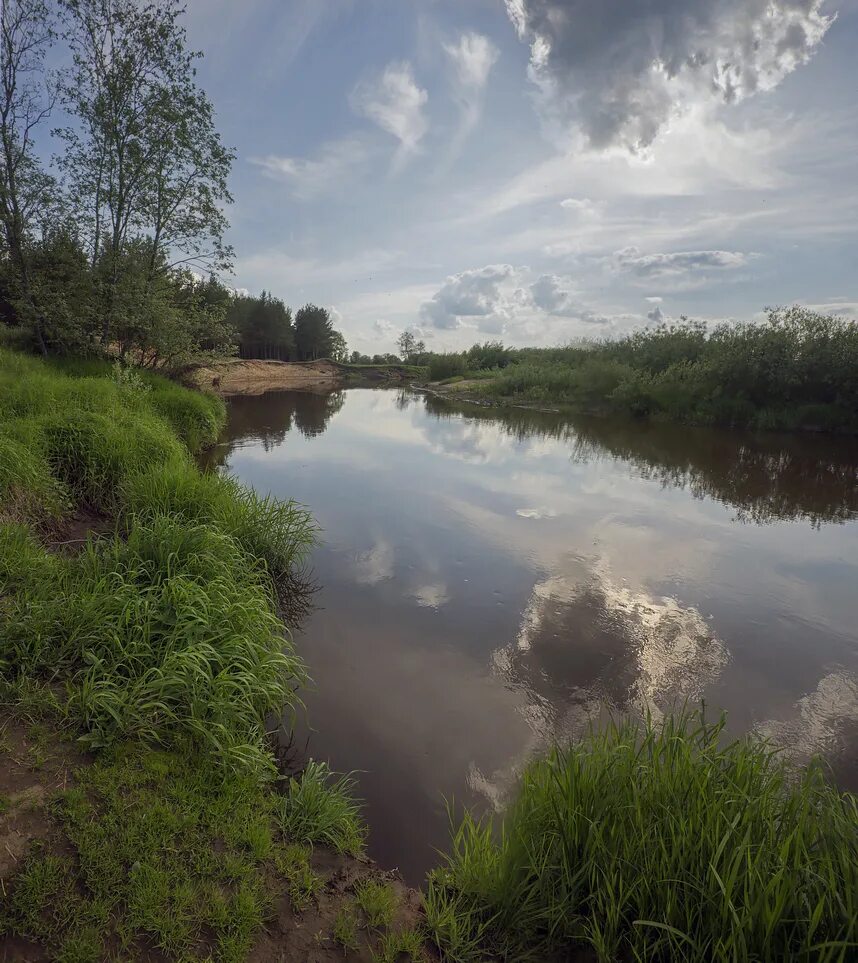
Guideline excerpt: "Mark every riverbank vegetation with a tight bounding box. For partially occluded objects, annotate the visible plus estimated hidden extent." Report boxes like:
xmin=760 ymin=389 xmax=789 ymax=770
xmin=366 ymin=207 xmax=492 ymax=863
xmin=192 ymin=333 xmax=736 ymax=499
xmin=422 ymin=307 xmax=858 ymax=432
xmin=0 ymin=349 xmax=425 ymax=960
xmin=426 ymin=711 xmax=858 ymax=962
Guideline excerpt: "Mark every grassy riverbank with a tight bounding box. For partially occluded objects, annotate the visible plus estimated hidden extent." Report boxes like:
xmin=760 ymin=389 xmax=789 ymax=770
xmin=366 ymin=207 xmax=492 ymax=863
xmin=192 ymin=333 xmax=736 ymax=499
xmin=0 ymin=349 xmax=423 ymax=961
xmin=426 ymin=308 xmax=858 ymax=433
xmin=426 ymin=712 xmax=858 ymax=963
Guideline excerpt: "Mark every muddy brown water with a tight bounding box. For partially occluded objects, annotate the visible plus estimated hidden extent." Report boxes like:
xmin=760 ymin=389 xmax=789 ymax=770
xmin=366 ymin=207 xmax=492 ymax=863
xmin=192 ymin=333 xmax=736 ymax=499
xmin=204 ymin=388 xmax=858 ymax=883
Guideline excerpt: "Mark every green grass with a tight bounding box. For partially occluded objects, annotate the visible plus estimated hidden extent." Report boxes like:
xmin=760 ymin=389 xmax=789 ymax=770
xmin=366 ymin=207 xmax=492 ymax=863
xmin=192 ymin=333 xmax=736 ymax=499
xmin=277 ymin=760 xmax=367 ymax=856
xmin=1 ymin=746 xmax=278 ymax=961
xmin=426 ymin=710 xmax=858 ymax=962
xmin=274 ymin=843 xmax=324 ymax=911
xmin=332 ymin=901 xmax=361 ymax=951
xmin=0 ymin=513 xmax=307 ymax=771
xmin=122 ymin=460 xmax=316 ymax=584
xmin=0 ymin=349 xmax=315 ymax=771
xmin=355 ymin=878 xmax=398 ymax=930
xmin=371 ymin=926 xmax=426 ymax=962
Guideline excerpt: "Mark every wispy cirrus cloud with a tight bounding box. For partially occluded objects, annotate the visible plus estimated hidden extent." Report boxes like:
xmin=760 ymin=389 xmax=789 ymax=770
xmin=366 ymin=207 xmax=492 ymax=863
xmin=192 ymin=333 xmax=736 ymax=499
xmin=351 ymin=61 xmax=428 ymax=165
xmin=443 ymin=32 xmax=499 ymax=151
xmin=249 ymin=135 xmax=371 ymax=198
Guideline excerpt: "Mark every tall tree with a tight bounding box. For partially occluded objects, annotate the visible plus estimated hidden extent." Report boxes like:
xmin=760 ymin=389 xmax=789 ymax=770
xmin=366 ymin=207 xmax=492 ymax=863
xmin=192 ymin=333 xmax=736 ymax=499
xmin=59 ymin=0 xmax=233 ymax=344
xmin=397 ymin=328 xmax=425 ymax=361
xmin=0 ymin=0 xmax=57 ymax=355
xmin=294 ymin=303 xmax=335 ymax=361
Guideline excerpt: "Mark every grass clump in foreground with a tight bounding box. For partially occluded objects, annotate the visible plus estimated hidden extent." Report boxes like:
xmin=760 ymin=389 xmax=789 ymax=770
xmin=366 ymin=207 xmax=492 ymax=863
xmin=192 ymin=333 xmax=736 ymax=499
xmin=426 ymin=710 xmax=858 ymax=963
xmin=0 ymin=347 xmax=380 ymax=959
xmin=277 ymin=760 xmax=367 ymax=856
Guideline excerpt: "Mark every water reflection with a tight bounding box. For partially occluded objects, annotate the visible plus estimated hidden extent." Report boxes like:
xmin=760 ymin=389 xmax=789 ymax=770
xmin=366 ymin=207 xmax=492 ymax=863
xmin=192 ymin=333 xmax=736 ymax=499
xmin=208 ymin=387 xmax=858 ymax=880
xmin=421 ymin=393 xmax=858 ymax=527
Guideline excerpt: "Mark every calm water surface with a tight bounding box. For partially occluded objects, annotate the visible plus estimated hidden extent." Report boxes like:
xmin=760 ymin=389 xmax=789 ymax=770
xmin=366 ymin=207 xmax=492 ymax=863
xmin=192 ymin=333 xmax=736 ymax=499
xmin=207 ymin=388 xmax=858 ymax=882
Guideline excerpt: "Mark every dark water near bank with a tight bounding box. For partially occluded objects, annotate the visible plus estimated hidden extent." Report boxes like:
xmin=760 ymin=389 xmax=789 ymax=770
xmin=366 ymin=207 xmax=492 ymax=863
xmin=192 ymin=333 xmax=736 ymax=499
xmin=207 ymin=388 xmax=858 ymax=882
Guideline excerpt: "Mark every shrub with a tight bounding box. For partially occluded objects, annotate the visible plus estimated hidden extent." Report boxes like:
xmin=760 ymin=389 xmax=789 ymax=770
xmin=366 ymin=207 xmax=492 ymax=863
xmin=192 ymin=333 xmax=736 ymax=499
xmin=428 ymin=354 xmax=467 ymax=382
xmin=426 ymin=711 xmax=858 ymax=962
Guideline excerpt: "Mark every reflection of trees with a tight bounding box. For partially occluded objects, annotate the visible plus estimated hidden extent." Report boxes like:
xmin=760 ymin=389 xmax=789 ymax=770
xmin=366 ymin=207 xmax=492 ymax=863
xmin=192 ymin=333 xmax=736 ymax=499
xmin=420 ymin=394 xmax=858 ymax=527
xmin=200 ymin=389 xmax=345 ymax=470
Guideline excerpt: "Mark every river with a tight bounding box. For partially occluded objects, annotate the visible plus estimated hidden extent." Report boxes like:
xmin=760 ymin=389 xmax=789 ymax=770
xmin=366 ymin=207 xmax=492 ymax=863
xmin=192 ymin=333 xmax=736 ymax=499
xmin=204 ymin=387 xmax=858 ymax=883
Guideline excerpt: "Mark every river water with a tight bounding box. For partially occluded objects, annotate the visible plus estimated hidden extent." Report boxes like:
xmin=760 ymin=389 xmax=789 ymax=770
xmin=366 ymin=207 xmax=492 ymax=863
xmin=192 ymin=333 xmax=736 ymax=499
xmin=206 ymin=387 xmax=858 ymax=882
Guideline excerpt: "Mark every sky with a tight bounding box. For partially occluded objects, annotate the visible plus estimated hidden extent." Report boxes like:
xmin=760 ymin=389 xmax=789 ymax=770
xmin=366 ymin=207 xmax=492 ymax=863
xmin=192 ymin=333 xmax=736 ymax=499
xmin=182 ymin=0 xmax=858 ymax=354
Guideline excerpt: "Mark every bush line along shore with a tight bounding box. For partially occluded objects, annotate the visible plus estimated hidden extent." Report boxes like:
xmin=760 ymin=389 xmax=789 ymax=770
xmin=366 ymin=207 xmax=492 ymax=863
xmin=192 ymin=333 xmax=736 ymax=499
xmin=422 ymin=308 xmax=858 ymax=434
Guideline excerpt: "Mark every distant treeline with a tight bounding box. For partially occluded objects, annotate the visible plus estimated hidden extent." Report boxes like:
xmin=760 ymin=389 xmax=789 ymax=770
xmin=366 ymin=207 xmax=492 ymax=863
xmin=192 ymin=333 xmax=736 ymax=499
xmin=423 ymin=308 xmax=858 ymax=432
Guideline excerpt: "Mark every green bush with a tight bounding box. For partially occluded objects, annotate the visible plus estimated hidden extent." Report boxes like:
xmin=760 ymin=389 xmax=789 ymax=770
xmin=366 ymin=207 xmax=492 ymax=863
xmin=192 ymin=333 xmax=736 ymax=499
xmin=428 ymin=353 xmax=468 ymax=382
xmin=469 ymin=309 xmax=858 ymax=431
xmin=427 ymin=711 xmax=858 ymax=962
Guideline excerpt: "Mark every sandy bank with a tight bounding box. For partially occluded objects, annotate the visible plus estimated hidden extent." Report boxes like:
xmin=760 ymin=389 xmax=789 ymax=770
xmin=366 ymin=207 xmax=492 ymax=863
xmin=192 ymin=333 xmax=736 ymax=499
xmin=184 ymin=359 xmax=419 ymax=396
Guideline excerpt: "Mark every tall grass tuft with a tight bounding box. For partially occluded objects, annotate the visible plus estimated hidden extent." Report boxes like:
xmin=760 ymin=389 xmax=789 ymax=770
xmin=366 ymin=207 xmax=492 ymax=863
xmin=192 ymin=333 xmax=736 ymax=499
xmin=426 ymin=710 xmax=858 ymax=963
xmin=0 ymin=348 xmax=313 ymax=774
xmin=0 ymin=516 xmax=307 ymax=770
xmin=277 ymin=760 xmax=367 ymax=856
xmin=122 ymin=462 xmax=316 ymax=582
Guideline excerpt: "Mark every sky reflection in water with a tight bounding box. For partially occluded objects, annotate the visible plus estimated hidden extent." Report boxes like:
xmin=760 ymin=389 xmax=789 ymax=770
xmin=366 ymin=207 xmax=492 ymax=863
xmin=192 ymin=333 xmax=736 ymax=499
xmin=206 ymin=388 xmax=858 ymax=881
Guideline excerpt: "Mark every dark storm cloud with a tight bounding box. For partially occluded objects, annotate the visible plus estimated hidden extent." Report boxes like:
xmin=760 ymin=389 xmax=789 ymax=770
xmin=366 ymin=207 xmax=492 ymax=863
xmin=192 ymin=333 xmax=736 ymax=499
xmin=505 ymin=0 xmax=833 ymax=150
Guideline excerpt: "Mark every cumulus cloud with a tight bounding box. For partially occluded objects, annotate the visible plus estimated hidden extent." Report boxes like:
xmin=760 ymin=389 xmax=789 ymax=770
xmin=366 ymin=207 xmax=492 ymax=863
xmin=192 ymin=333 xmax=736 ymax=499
xmin=420 ymin=264 xmax=523 ymax=330
xmin=646 ymin=305 xmax=665 ymax=325
xmin=351 ymin=61 xmax=428 ymax=161
xmin=614 ymin=247 xmax=753 ymax=277
xmin=559 ymin=196 xmax=599 ymax=218
xmin=250 ymin=136 xmax=370 ymax=198
xmin=529 ymin=273 xmax=604 ymax=320
xmin=419 ymin=265 xmax=614 ymax=334
xmin=505 ymin=0 xmax=833 ymax=150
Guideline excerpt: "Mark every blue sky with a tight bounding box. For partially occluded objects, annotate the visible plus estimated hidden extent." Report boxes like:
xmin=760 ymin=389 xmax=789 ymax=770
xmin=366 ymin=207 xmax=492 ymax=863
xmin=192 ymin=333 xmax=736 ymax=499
xmin=182 ymin=0 xmax=858 ymax=354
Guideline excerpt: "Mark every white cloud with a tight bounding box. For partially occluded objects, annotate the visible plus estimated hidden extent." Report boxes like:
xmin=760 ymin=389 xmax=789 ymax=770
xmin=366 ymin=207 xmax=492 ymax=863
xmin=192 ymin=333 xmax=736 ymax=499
xmin=559 ymin=196 xmax=599 ymax=218
xmin=505 ymin=0 xmax=833 ymax=151
xmin=249 ymin=136 xmax=370 ymax=199
xmin=419 ymin=264 xmax=628 ymax=338
xmin=444 ymin=31 xmax=499 ymax=91
xmin=373 ymin=319 xmax=398 ymax=337
xmin=419 ymin=264 xmax=524 ymax=330
xmin=351 ymin=61 xmax=428 ymax=162
xmin=646 ymin=305 xmax=665 ymax=325
xmin=645 ymin=296 xmax=663 ymax=304
xmin=443 ymin=32 xmax=499 ymax=149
